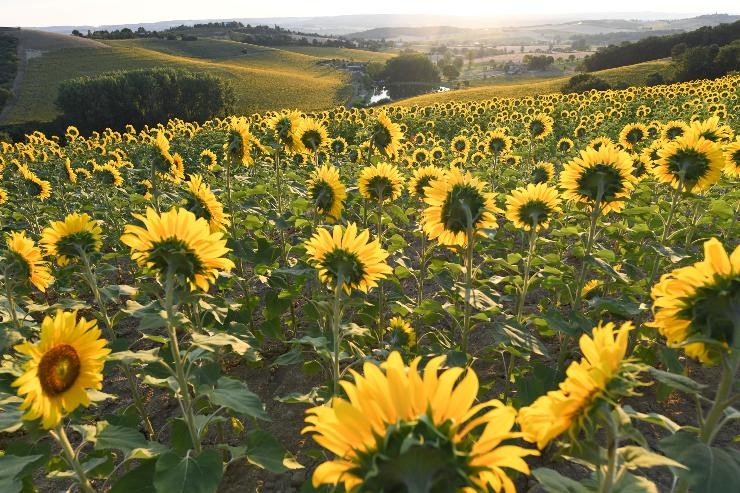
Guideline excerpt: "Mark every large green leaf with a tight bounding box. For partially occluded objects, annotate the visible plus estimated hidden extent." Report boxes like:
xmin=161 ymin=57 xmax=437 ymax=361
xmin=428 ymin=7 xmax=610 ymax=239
xmin=110 ymin=459 xmax=157 ymax=493
xmin=154 ymin=450 xmax=223 ymax=493
xmin=209 ymin=376 xmax=268 ymax=420
xmin=0 ymin=454 xmax=46 ymax=493
xmin=619 ymin=445 xmax=686 ymax=470
xmin=245 ymin=430 xmax=303 ymax=473
xmin=94 ymin=422 xmax=166 ymax=459
xmin=532 ymin=467 xmax=591 ymax=493
xmin=659 ymin=430 xmax=740 ymax=493
xmin=649 ymin=368 xmax=706 ymax=395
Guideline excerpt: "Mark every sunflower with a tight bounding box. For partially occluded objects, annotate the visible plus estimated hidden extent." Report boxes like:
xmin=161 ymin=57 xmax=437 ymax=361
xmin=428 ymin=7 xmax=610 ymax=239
xmin=358 ymin=162 xmax=405 ymax=203
xmin=422 ymin=167 xmax=501 ymax=247
xmin=722 ymin=136 xmax=740 ymax=177
xmin=653 ymin=130 xmax=724 ymax=193
xmin=559 ymin=144 xmax=636 ymax=214
xmin=296 ymin=118 xmax=328 ymax=154
xmin=649 ymin=238 xmax=738 ymax=365
xmin=12 ymin=310 xmax=110 ymax=429
xmin=306 ymin=165 xmax=347 ymax=222
xmin=269 ymin=110 xmax=305 ymax=153
xmin=618 ymin=123 xmax=648 ymax=150
xmin=224 ymin=118 xmax=254 ymax=166
xmin=531 ymin=161 xmax=555 ymax=184
xmin=184 ymin=174 xmax=230 ymax=233
xmin=450 ymin=135 xmax=471 ymax=155
xmin=661 ymin=121 xmax=689 ymax=141
xmin=409 ymin=165 xmax=446 ymax=200
xmin=505 ymin=183 xmax=562 ymax=232
xmin=557 ymin=138 xmax=574 ymax=153
xmin=385 ymin=316 xmax=416 ymax=347
xmin=121 ymin=207 xmax=235 ymax=291
xmin=153 ymin=131 xmax=174 ymax=168
xmin=304 ymin=351 xmax=538 ymax=492
xmin=304 ymin=223 xmax=391 ymax=294
xmin=485 ymin=130 xmax=512 ymax=157
xmin=519 ymin=321 xmax=642 ymax=449
xmin=0 ymin=187 xmax=8 ymax=204
xmin=4 ymin=231 xmax=53 ymax=292
xmin=19 ymin=167 xmax=52 ymax=201
xmin=370 ymin=112 xmax=403 ymax=157
xmin=528 ymin=114 xmax=554 ymax=140
xmin=92 ymin=162 xmax=124 ymax=187
xmin=689 ymin=116 xmax=733 ymax=143
xmin=330 ymin=136 xmax=348 ymax=156
xmin=199 ymin=149 xmax=218 ymax=170
xmin=40 ymin=213 xmax=103 ymax=266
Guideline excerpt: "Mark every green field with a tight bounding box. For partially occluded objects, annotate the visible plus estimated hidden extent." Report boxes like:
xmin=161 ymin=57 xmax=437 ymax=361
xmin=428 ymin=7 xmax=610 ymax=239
xmin=274 ymin=45 xmax=396 ymax=62
xmin=1 ymin=34 xmax=397 ymax=125
xmin=397 ymin=60 xmax=673 ymax=105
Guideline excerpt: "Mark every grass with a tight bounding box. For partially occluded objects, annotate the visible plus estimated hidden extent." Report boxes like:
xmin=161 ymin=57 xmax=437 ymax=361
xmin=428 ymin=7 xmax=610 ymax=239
xmin=273 ymin=45 xmax=396 ymax=63
xmin=1 ymin=36 xmax=349 ymax=125
xmin=396 ymin=60 xmax=672 ymax=106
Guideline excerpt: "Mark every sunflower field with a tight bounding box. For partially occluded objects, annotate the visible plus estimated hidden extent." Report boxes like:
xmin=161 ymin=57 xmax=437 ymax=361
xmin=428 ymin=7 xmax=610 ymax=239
xmin=0 ymin=74 xmax=738 ymax=493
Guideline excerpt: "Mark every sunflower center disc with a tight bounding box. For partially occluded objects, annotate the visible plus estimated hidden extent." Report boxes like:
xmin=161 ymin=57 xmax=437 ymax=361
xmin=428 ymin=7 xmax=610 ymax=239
xmin=441 ymin=185 xmax=486 ymax=233
xmin=38 ymin=344 xmax=81 ymax=396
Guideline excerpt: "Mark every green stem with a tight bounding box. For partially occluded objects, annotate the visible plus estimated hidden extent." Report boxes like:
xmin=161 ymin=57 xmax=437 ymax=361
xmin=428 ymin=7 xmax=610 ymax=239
xmin=417 ymin=230 xmax=427 ymax=309
xmin=598 ymin=410 xmax=620 ymax=493
xmin=700 ymin=352 xmax=739 ymax=445
xmin=516 ymin=226 xmax=539 ymax=322
xmin=51 ymin=424 xmax=95 ymax=493
xmin=574 ymin=196 xmax=602 ymax=310
xmin=376 ymin=197 xmax=385 ymax=337
xmin=461 ymin=229 xmax=475 ymax=353
xmin=650 ymin=178 xmax=684 ymax=285
xmin=164 ymin=269 xmax=202 ymax=453
xmin=3 ymin=274 xmax=21 ymax=330
xmin=331 ymin=274 xmax=344 ymax=397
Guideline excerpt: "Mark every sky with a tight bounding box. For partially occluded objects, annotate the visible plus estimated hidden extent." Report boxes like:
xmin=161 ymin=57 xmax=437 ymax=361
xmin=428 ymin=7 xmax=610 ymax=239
xmin=3 ymin=0 xmax=738 ymax=27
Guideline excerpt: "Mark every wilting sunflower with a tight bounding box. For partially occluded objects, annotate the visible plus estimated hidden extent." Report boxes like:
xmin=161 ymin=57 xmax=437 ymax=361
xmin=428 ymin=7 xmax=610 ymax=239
xmin=559 ymin=144 xmax=636 ymax=214
xmin=269 ymin=110 xmax=304 ymax=154
xmin=358 ymin=162 xmax=405 ymax=203
xmin=519 ymin=321 xmax=642 ymax=449
xmin=653 ymin=130 xmax=724 ymax=193
xmin=450 ymin=135 xmax=471 ymax=155
xmin=224 ymin=118 xmax=254 ymax=166
xmin=12 ymin=310 xmax=110 ymax=429
xmin=369 ymin=112 xmax=403 ymax=157
xmin=422 ymin=167 xmax=501 ymax=247
xmin=4 ymin=231 xmax=53 ymax=292
xmin=296 ymin=118 xmax=328 ymax=154
xmin=385 ymin=316 xmax=416 ymax=347
xmin=183 ymin=174 xmax=230 ymax=233
xmin=306 ymin=165 xmax=347 ymax=222
xmin=121 ymin=207 xmax=235 ymax=291
xmin=409 ymin=165 xmax=446 ymax=200
xmin=527 ymin=114 xmax=554 ymax=140
xmin=505 ymin=183 xmax=562 ymax=232
xmin=304 ymin=223 xmax=391 ymax=294
xmin=304 ymin=352 xmax=538 ymax=492
xmin=721 ymin=136 xmax=740 ymax=177
xmin=40 ymin=213 xmax=103 ymax=266
xmin=531 ymin=161 xmax=555 ymax=184
xmin=649 ymin=238 xmax=738 ymax=365
xmin=618 ymin=123 xmax=648 ymax=150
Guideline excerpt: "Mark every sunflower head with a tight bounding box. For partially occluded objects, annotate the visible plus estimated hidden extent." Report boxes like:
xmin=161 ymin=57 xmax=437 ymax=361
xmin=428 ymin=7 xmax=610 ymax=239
xmin=661 ymin=121 xmax=689 ymax=141
xmin=370 ymin=112 xmax=403 ymax=157
xmin=225 ymin=118 xmax=255 ymax=166
xmin=304 ymin=352 xmax=538 ymax=492
xmin=619 ymin=123 xmax=648 ymax=150
xmin=528 ymin=114 xmax=554 ymax=140
xmin=12 ymin=310 xmax=110 ymax=429
xmin=654 ymin=130 xmax=724 ymax=193
xmin=450 ymin=135 xmax=470 ymax=155
xmin=519 ymin=321 xmax=644 ymax=449
xmin=269 ymin=110 xmax=304 ymax=153
xmin=559 ymin=144 xmax=636 ymax=214
xmin=557 ymin=138 xmax=574 ymax=153
xmin=358 ymin=162 xmax=405 ymax=203
xmin=531 ymin=161 xmax=555 ymax=184
xmin=385 ymin=316 xmax=416 ymax=348
xmin=486 ymin=130 xmax=512 ymax=156
xmin=306 ymin=165 xmax=347 ymax=222
xmin=184 ymin=174 xmax=230 ymax=233
xmin=422 ymin=167 xmax=502 ymax=247
xmin=723 ymin=136 xmax=740 ymax=177
xmin=649 ymin=238 xmax=739 ymax=365
xmin=40 ymin=213 xmax=103 ymax=266
xmin=4 ymin=231 xmax=53 ymax=292
xmin=296 ymin=118 xmax=328 ymax=154
xmin=304 ymin=223 xmax=392 ymax=294
xmin=121 ymin=207 xmax=235 ymax=291
xmin=505 ymin=183 xmax=562 ymax=232
xmin=409 ymin=165 xmax=446 ymax=200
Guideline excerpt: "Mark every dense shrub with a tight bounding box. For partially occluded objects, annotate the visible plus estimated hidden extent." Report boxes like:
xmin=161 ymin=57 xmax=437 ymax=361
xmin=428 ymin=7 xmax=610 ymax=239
xmin=561 ymin=74 xmax=611 ymax=93
xmin=56 ymin=68 xmax=235 ymax=133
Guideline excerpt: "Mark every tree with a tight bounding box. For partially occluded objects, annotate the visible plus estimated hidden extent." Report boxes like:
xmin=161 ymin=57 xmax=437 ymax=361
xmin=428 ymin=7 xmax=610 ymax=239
xmin=523 ymin=55 xmax=554 ymax=71
xmin=561 ymin=74 xmax=611 ymax=93
xmin=645 ymin=72 xmax=665 ymax=86
xmin=380 ymin=53 xmax=440 ymax=99
xmin=441 ymin=64 xmax=460 ymax=81
xmin=673 ymin=45 xmax=720 ymax=81
xmin=467 ymin=50 xmax=475 ymax=68
xmin=571 ymin=38 xmax=589 ymax=51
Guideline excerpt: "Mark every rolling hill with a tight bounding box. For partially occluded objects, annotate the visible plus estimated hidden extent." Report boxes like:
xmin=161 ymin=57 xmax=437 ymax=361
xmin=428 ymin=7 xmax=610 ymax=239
xmin=394 ymin=60 xmax=672 ymax=105
xmin=0 ymin=31 xmax=392 ymax=126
